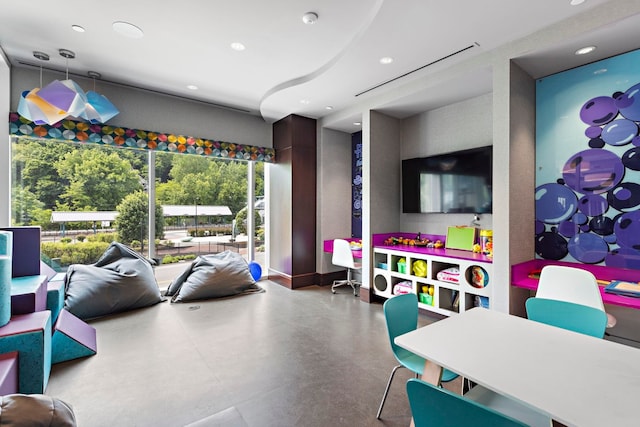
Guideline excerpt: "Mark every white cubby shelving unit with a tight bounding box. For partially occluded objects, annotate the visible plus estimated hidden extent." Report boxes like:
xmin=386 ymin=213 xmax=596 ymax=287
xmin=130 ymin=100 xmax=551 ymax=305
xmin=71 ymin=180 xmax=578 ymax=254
xmin=372 ymin=241 xmax=492 ymax=317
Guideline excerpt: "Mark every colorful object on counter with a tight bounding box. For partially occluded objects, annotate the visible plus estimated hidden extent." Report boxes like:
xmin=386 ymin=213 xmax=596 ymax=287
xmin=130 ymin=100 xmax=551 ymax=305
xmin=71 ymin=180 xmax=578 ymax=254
xmin=480 ymin=229 xmax=493 ymax=257
xmin=604 ymin=280 xmax=640 ymax=297
xmin=445 ymin=226 xmax=477 ymax=251
xmin=412 ymin=260 xmax=427 ymax=277
xmin=349 ymin=240 xmax=363 ymax=251
xmin=382 ymin=235 xmax=441 ymax=247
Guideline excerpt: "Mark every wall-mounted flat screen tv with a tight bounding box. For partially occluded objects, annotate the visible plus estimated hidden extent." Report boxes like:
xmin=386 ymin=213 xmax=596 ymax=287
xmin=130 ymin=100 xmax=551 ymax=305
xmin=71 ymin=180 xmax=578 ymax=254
xmin=402 ymin=146 xmax=492 ymax=214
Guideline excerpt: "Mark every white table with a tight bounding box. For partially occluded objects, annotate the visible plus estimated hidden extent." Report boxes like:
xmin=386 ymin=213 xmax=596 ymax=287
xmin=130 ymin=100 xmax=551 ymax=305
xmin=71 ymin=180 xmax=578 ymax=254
xmin=395 ymin=308 xmax=640 ymax=427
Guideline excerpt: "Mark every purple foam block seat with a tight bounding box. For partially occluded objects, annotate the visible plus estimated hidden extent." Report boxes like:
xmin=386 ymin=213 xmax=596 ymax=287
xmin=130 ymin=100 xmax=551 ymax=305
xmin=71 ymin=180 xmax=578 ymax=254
xmin=0 ymin=226 xmax=41 ymax=278
xmin=0 ymin=351 xmax=19 ymax=395
xmin=52 ymin=309 xmax=97 ymax=364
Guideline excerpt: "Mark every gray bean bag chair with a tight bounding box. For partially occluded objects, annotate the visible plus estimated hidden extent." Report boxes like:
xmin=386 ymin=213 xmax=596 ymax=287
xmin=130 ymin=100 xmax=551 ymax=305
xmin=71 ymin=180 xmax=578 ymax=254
xmin=0 ymin=394 xmax=76 ymax=426
xmin=166 ymin=251 xmax=263 ymax=303
xmin=64 ymin=242 xmax=163 ymax=320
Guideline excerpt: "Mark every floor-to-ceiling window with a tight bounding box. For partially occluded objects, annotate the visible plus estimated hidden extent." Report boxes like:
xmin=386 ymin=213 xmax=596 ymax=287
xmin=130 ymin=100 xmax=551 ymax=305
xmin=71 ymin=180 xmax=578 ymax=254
xmin=11 ymin=136 xmax=265 ymax=277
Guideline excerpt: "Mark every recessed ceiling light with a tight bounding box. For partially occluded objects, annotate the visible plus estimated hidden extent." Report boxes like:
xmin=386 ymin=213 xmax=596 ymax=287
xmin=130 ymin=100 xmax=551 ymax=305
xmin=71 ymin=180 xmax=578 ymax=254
xmin=379 ymin=57 xmax=393 ymax=65
xmin=325 ymin=106 xmax=334 ymax=110
xmin=112 ymin=21 xmax=144 ymax=39
xmin=575 ymin=45 xmax=596 ymax=55
xmin=570 ymin=0 xmax=585 ymax=5
xmin=187 ymin=85 xmax=198 ymax=90
xmin=353 ymin=122 xmax=361 ymax=126
xmin=300 ymin=99 xmax=310 ymax=105
xmin=71 ymin=25 xmax=85 ymax=33
xmin=230 ymin=42 xmax=246 ymax=51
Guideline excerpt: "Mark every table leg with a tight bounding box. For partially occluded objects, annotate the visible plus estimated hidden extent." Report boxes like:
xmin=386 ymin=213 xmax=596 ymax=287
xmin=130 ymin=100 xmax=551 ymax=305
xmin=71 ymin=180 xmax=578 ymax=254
xmin=421 ymin=359 xmax=443 ymax=385
xmin=409 ymin=360 xmax=444 ymax=427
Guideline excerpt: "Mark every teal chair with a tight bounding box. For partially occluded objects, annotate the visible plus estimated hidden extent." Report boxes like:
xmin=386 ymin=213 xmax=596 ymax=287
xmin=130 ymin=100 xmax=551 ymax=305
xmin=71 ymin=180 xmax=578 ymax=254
xmin=376 ymin=293 xmax=459 ymax=419
xmin=406 ymin=378 xmax=528 ymax=427
xmin=525 ymin=297 xmax=608 ymax=338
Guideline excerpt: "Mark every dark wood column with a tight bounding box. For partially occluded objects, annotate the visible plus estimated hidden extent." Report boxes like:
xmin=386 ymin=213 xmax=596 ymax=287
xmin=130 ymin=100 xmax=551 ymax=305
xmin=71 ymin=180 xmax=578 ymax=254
xmin=268 ymin=114 xmax=317 ymax=288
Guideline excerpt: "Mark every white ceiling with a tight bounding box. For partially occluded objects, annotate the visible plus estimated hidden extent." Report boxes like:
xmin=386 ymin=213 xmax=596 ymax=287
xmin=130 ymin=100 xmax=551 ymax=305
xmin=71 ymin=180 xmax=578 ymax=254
xmin=0 ymin=0 xmax=635 ymax=132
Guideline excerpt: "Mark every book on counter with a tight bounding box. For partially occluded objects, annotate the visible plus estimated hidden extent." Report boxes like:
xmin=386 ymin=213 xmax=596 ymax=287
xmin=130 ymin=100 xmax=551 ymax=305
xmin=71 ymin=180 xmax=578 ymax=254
xmin=604 ymin=280 xmax=640 ymax=298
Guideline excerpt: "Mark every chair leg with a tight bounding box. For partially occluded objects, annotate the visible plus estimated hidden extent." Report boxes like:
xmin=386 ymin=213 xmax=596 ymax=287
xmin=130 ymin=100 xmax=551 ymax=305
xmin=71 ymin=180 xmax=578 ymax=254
xmin=332 ymin=268 xmax=360 ymax=296
xmin=376 ymin=364 xmax=404 ymax=419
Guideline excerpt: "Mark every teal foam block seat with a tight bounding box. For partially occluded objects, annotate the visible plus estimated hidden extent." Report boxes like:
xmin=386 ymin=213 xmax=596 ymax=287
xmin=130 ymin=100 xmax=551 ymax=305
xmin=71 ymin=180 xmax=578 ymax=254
xmin=11 ymin=275 xmax=48 ymax=315
xmin=52 ymin=309 xmax=97 ymax=364
xmin=0 ymin=231 xmax=12 ymax=327
xmin=0 ymin=255 xmax=11 ymax=327
xmin=47 ymin=274 xmax=66 ymax=323
xmin=0 ymin=311 xmax=52 ymax=394
xmin=0 ymin=351 xmax=19 ymax=395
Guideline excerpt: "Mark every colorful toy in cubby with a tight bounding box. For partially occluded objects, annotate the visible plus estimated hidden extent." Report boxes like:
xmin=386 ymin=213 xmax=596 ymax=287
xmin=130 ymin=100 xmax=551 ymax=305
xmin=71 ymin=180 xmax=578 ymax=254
xmin=419 ymin=285 xmax=435 ymax=306
xmin=412 ymin=260 xmax=427 ymax=277
xmin=52 ymin=309 xmax=97 ymax=364
xmin=397 ymin=258 xmax=407 ymax=274
xmin=0 ymin=311 xmax=51 ymax=394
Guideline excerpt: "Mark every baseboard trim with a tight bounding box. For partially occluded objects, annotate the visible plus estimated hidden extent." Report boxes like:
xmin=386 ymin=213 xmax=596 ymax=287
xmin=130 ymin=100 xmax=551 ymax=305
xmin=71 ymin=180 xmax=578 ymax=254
xmin=268 ymin=270 xmax=318 ymax=289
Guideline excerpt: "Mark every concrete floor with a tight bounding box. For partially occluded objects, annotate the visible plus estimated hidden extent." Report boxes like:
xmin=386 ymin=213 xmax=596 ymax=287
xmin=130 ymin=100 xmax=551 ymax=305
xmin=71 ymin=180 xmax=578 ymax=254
xmin=46 ymin=281 xmax=453 ymax=427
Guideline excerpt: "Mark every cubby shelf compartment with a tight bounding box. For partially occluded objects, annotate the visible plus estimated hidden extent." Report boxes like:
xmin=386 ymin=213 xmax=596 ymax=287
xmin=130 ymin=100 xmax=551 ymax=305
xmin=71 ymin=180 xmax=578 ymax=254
xmin=372 ymin=245 xmax=493 ymax=316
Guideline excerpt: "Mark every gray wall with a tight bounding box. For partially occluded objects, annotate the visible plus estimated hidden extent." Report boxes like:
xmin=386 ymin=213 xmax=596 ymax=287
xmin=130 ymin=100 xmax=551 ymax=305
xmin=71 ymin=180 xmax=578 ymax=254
xmin=316 ymin=127 xmax=352 ymax=274
xmin=400 ymin=93 xmax=494 ymax=236
xmin=9 ymin=68 xmax=272 ymax=148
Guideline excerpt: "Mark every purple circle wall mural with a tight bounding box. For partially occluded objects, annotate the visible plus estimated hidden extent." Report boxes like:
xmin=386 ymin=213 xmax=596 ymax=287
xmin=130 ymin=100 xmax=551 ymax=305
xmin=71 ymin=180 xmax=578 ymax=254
xmin=536 ymin=69 xmax=640 ymax=269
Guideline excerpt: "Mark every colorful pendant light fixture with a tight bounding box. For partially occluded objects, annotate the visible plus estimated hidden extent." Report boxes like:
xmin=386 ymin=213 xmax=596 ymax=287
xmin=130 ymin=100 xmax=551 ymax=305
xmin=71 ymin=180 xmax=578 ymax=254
xmin=16 ymin=49 xmax=119 ymax=125
xmin=82 ymin=71 xmax=119 ymax=124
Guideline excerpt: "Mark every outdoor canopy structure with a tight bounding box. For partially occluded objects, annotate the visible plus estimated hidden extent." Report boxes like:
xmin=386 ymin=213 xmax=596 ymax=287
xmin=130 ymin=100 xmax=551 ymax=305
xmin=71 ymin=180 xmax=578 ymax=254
xmin=51 ymin=205 xmax=232 ymax=235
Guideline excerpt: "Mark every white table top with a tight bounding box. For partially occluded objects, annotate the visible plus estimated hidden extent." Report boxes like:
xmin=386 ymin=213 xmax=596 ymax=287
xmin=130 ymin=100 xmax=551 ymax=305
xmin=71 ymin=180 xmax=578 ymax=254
xmin=395 ymin=308 xmax=640 ymax=427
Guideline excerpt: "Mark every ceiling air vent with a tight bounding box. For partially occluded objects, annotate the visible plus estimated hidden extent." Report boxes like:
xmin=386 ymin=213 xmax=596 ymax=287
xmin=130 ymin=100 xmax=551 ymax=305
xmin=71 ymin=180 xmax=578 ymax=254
xmin=355 ymin=43 xmax=479 ymax=97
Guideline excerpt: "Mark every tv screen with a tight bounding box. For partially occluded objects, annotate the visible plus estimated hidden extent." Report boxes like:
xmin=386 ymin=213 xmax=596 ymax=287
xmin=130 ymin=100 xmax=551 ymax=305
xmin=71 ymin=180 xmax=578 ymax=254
xmin=402 ymin=146 xmax=492 ymax=214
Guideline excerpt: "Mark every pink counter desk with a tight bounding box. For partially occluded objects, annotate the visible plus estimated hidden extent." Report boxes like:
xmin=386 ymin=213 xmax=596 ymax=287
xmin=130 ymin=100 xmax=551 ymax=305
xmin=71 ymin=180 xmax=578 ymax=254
xmin=323 ymin=238 xmax=362 ymax=259
xmin=324 ymin=233 xmax=494 ymax=263
xmin=371 ymin=232 xmax=492 ymax=263
xmin=512 ymin=259 xmax=640 ymax=310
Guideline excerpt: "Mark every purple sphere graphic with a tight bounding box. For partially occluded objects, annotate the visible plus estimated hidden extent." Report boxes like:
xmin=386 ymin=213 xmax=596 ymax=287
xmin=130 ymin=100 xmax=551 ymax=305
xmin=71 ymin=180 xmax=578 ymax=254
xmin=578 ymin=194 xmax=608 ymax=216
xmin=601 ymin=119 xmax=638 ymax=146
xmin=614 ymin=210 xmax=640 ymax=250
xmin=607 ymin=183 xmax=640 ymax=211
xmin=568 ymin=233 xmax=609 ymax=264
xmin=562 ymin=149 xmax=625 ymax=194
xmin=616 ymin=82 xmax=640 ymax=121
xmin=535 ymin=183 xmax=578 ymax=224
xmin=580 ymin=96 xmax=618 ymax=125
xmin=622 ymin=147 xmax=640 ymax=170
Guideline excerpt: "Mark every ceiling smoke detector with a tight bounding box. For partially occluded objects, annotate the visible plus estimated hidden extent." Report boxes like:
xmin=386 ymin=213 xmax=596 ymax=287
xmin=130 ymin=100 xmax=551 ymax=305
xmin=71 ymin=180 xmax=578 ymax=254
xmin=302 ymin=12 xmax=318 ymax=25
